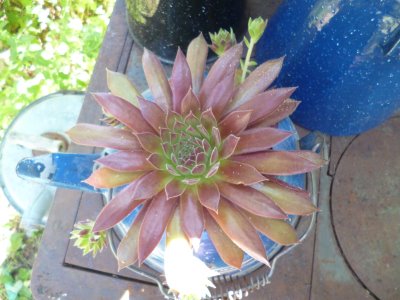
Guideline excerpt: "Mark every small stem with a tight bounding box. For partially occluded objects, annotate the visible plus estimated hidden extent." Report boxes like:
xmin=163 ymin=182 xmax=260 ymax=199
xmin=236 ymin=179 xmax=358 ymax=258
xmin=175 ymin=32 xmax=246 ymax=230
xmin=241 ymin=38 xmax=255 ymax=83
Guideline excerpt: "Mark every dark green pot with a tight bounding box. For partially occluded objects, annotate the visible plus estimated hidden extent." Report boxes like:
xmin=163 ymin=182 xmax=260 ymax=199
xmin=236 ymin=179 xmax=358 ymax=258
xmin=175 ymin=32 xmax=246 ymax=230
xmin=126 ymin=0 xmax=245 ymax=63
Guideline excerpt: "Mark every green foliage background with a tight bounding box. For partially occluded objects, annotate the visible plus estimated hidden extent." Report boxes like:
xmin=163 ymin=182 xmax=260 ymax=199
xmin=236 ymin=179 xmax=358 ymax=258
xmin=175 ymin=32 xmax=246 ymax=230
xmin=0 ymin=1 xmax=114 ymax=298
xmin=0 ymin=0 xmax=114 ymax=138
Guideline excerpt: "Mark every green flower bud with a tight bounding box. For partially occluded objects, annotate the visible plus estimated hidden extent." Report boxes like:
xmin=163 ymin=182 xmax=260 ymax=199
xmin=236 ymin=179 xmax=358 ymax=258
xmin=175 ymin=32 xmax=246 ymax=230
xmin=70 ymin=220 xmax=107 ymax=257
xmin=209 ymin=28 xmax=237 ymax=56
xmin=248 ymin=17 xmax=268 ymax=43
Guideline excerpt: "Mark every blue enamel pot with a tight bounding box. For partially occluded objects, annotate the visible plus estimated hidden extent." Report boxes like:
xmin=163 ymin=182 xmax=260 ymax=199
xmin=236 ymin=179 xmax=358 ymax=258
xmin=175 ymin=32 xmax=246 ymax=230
xmin=256 ymin=0 xmax=400 ymax=136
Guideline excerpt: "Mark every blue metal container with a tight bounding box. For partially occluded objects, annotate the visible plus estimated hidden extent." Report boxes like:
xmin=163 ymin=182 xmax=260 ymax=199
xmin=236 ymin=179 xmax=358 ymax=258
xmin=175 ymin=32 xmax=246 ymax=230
xmin=256 ymin=0 xmax=400 ymax=136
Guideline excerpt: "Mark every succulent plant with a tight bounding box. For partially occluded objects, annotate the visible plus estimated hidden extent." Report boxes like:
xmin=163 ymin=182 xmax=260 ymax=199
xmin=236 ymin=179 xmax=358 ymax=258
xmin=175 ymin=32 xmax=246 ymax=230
xmin=68 ymin=32 xmax=324 ymax=297
xmin=70 ymin=220 xmax=107 ymax=257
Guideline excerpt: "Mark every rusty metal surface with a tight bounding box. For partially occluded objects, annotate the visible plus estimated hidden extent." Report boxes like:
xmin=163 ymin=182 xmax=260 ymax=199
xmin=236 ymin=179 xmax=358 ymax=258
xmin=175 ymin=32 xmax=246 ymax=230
xmin=332 ymin=117 xmax=400 ymax=300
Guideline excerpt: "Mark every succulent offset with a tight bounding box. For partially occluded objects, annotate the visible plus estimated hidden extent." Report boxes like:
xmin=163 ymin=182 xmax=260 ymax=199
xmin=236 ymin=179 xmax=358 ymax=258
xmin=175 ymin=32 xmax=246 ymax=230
xmin=67 ymin=33 xmax=324 ymax=273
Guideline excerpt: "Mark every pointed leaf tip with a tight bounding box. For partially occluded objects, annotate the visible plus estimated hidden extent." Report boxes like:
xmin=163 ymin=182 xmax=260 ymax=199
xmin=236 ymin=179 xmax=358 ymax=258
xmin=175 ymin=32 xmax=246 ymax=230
xmin=142 ymin=48 xmax=172 ymax=110
xmin=106 ymin=68 xmax=140 ymax=106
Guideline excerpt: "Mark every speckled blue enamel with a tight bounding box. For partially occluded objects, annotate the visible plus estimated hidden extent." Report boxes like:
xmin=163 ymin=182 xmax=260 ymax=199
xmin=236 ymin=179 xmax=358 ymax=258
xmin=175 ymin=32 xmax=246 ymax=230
xmin=121 ymin=117 xmax=305 ymax=276
xmin=256 ymin=0 xmax=400 ymax=136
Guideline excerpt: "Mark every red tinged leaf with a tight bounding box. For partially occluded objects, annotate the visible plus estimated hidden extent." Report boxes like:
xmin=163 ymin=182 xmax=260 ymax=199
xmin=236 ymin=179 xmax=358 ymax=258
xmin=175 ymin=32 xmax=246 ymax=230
xmin=67 ymin=124 xmax=140 ymax=150
xmin=235 ymin=127 xmax=292 ymax=155
xmin=131 ymin=170 xmax=171 ymax=201
xmin=138 ymin=193 xmax=178 ymax=264
xmin=202 ymin=72 xmax=235 ymax=119
xmin=200 ymin=109 xmax=218 ymax=131
xmin=180 ymin=88 xmax=200 ymax=115
xmin=218 ymin=160 xmax=265 ymax=185
xmin=93 ymin=179 xmax=145 ymax=232
xmin=135 ymin=132 xmax=161 ymax=153
xmin=84 ymin=167 xmax=144 ymax=189
xmin=142 ymin=48 xmax=172 ymax=110
xmin=196 ymin=182 xmax=220 ymax=212
xmin=233 ymin=150 xmax=325 ymax=175
xmin=199 ymin=43 xmax=243 ymax=106
xmin=218 ymin=182 xmax=286 ymax=219
xmin=228 ymin=57 xmax=284 ymax=111
xmin=244 ymin=212 xmax=298 ymax=245
xmin=92 ymin=93 xmax=155 ymax=134
xmin=180 ymin=191 xmax=204 ymax=240
xmin=165 ymin=180 xmax=186 ymax=199
xmin=234 ymin=87 xmax=296 ymax=124
xmin=208 ymin=198 xmax=270 ymax=267
xmin=218 ymin=110 xmax=252 ymax=138
xmin=203 ymin=211 xmax=244 ymax=269
xmin=146 ymin=153 xmax=164 ymax=169
xmin=220 ymin=134 xmax=240 ymax=159
xmin=186 ymin=33 xmax=208 ymax=95
xmin=253 ymin=179 xmax=318 ymax=215
xmin=96 ymin=151 xmax=154 ymax=172
xmin=117 ymin=202 xmax=150 ymax=270
xmin=170 ymin=48 xmax=192 ymax=112
xmin=137 ymin=97 xmax=166 ymax=133
xmin=255 ymin=99 xmax=300 ymax=127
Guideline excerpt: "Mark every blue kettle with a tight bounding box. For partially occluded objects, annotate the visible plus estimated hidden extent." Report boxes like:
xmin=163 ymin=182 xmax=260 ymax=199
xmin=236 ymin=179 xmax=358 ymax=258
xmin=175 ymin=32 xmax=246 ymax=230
xmin=257 ymin=0 xmax=400 ymax=135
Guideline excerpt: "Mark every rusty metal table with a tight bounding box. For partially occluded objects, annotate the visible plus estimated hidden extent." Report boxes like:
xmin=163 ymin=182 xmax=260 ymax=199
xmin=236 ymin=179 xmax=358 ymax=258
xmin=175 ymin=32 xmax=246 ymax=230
xmin=31 ymin=1 xmax=399 ymax=299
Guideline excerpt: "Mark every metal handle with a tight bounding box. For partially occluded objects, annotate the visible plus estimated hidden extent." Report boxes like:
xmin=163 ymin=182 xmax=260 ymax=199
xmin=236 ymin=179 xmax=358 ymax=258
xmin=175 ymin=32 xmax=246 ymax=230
xmin=381 ymin=24 xmax=400 ymax=56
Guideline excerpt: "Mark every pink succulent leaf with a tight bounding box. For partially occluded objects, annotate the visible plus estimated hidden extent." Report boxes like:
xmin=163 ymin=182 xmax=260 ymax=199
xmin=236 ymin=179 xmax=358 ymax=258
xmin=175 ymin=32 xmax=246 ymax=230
xmin=228 ymin=57 xmax=284 ymax=111
xmin=233 ymin=150 xmax=326 ymax=175
xmin=92 ymin=93 xmax=155 ymax=133
xmin=138 ymin=193 xmax=178 ymax=264
xmin=218 ymin=110 xmax=252 ymax=138
xmin=84 ymin=168 xmax=144 ymax=189
xmin=146 ymin=153 xmax=164 ymax=169
xmin=253 ymin=178 xmax=318 ymax=215
xmin=203 ymin=210 xmax=244 ymax=269
xmin=202 ymin=72 xmax=235 ymax=119
xmin=217 ymin=182 xmax=286 ymax=219
xmin=137 ymin=97 xmax=166 ymax=133
xmin=211 ymin=127 xmax=221 ymax=146
xmin=180 ymin=191 xmax=204 ymax=240
xmin=196 ymin=182 xmax=220 ymax=213
xmin=254 ymin=99 xmax=300 ymax=127
xmin=142 ymin=48 xmax=172 ymax=110
xmin=135 ymin=132 xmax=162 ymax=153
xmin=131 ymin=170 xmax=172 ymax=200
xmin=208 ymin=198 xmax=270 ymax=267
xmin=210 ymin=147 xmax=218 ymax=165
xmin=165 ymin=180 xmax=186 ymax=199
xmin=170 ymin=48 xmax=192 ymax=112
xmin=165 ymin=111 xmax=181 ymax=129
xmin=234 ymin=127 xmax=292 ymax=155
xmin=117 ymin=201 xmax=150 ymax=270
xmin=218 ymin=160 xmax=265 ymax=185
xmin=67 ymin=124 xmax=140 ymax=150
xmin=243 ymin=211 xmax=299 ymax=245
xmin=205 ymin=162 xmax=220 ymax=178
xmin=186 ymin=33 xmax=208 ymax=95
xmin=180 ymin=88 xmax=200 ymax=116
xmin=93 ymin=179 xmax=146 ymax=232
xmin=220 ymin=134 xmax=240 ymax=159
xmin=200 ymin=109 xmax=218 ymax=131
xmin=199 ymin=43 xmax=243 ymax=106
xmin=96 ymin=151 xmax=154 ymax=172
xmin=234 ymin=87 xmax=297 ymax=125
